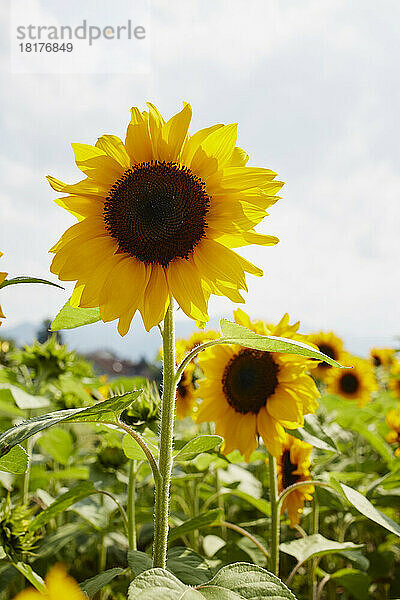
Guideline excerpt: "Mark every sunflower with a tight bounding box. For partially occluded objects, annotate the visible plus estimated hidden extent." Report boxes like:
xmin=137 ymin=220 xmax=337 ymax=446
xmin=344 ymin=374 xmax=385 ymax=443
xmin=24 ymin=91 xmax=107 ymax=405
xmin=276 ymin=433 xmax=314 ymax=527
xmin=308 ymin=331 xmax=344 ymax=381
xmin=174 ymin=329 xmax=220 ymax=419
xmin=370 ymin=347 xmax=395 ymax=369
xmin=196 ymin=309 xmax=320 ymax=458
xmin=385 ymin=407 xmax=400 ymax=458
xmin=325 ymin=353 xmax=377 ymax=407
xmin=0 ymin=252 xmax=7 ymax=325
xmin=48 ymin=103 xmax=282 ymax=335
xmin=13 ymin=564 xmax=85 ymax=600
xmin=389 ymin=360 xmax=400 ymax=400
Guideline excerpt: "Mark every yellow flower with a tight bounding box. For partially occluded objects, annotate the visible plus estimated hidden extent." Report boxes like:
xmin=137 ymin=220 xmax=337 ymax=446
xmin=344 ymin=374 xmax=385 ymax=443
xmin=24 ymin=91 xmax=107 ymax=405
xmin=48 ymin=103 xmax=282 ymax=335
xmin=326 ymin=353 xmax=377 ymax=407
xmin=308 ymin=331 xmax=344 ymax=380
xmin=175 ymin=329 xmax=220 ymax=419
xmin=196 ymin=309 xmax=320 ymax=459
xmin=176 ymin=363 xmax=197 ymax=419
xmin=389 ymin=361 xmax=400 ymax=400
xmin=0 ymin=252 xmax=8 ymax=325
xmin=13 ymin=564 xmax=85 ymax=600
xmin=370 ymin=347 xmax=395 ymax=369
xmin=276 ymin=433 xmax=314 ymax=527
xmin=385 ymin=407 xmax=400 ymax=458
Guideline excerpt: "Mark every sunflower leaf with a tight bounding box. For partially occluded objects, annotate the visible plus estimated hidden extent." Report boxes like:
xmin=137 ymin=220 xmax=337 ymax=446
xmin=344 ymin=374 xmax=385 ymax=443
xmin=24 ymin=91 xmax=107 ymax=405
xmin=279 ymin=534 xmax=363 ymax=564
xmin=0 ymin=444 xmax=28 ymax=474
xmin=128 ymin=562 xmax=298 ymax=599
xmin=169 ymin=509 xmax=223 ymax=542
xmin=0 ymin=390 xmax=141 ymax=458
xmin=51 ymin=299 xmax=101 ymax=331
xmin=220 ymin=319 xmax=346 ymax=367
xmin=80 ymin=568 xmax=124 ymax=598
xmin=0 ymin=276 xmax=63 ymax=290
xmin=340 ymin=483 xmax=400 ymax=537
xmin=174 ymin=435 xmax=223 ymax=461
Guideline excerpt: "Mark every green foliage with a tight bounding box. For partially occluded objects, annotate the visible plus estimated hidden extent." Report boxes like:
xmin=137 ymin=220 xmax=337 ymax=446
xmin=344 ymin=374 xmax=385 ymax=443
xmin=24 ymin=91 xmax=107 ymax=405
xmin=50 ymin=299 xmax=100 ymax=330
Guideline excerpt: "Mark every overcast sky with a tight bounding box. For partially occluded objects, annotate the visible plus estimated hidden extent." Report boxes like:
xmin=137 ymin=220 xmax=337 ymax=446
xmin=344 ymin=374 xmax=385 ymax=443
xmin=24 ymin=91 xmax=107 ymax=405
xmin=1 ymin=0 xmax=399 ymax=354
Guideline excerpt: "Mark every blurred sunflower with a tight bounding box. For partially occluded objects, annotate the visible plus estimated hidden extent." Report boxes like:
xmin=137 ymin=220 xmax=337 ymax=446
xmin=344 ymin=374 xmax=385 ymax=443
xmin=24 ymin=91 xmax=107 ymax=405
xmin=13 ymin=564 xmax=85 ymax=600
xmin=326 ymin=354 xmax=376 ymax=407
xmin=370 ymin=347 xmax=395 ymax=369
xmin=0 ymin=252 xmax=7 ymax=325
xmin=196 ymin=309 xmax=320 ymax=458
xmin=385 ymin=408 xmax=400 ymax=458
xmin=48 ymin=103 xmax=282 ymax=335
xmin=389 ymin=361 xmax=400 ymax=400
xmin=175 ymin=329 xmax=220 ymax=419
xmin=308 ymin=331 xmax=344 ymax=380
xmin=276 ymin=433 xmax=314 ymax=527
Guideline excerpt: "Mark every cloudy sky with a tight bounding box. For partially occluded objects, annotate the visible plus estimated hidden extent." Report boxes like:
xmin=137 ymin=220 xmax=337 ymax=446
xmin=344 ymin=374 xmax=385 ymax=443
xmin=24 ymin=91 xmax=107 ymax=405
xmin=1 ymin=0 xmax=399 ymax=356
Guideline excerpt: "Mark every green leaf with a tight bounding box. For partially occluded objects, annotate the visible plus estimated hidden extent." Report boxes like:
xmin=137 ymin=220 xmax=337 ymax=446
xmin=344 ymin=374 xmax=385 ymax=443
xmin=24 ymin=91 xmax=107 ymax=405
xmin=291 ymin=414 xmax=338 ymax=453
xmin=167 ymin=547 xmax=213 ymax=585
xmin=0 ymin=444 xmax=28 ymax=474
xmin=330 ymin=569 xmax=371 ymax=600
xmin=169 ymin=509 xmax=222 ymax=542
xmin=174 ymin=436 xmax=223 ymax=462
xmin=340 ymin=483 xmax=400 ymax=537
xmin=349 ymin=423 xmax=395 ymax=466
xmin=280 ymin=534 xmax=363 ymax=564
xmin=0 ymin=385 xmax=50 ymax=410
xmin=51 ymin=299 xmax=100 ymax=331
xmin=128 ymin=550 xmax=153 ymax=577
xmin=12 ymin=562 xmax=46 ymax=593
xmin=122 ymin=433 xmax=158 ymax=461
xmin=220 ymin=319 xmax=345 ymax=367
xmin=0 ymin=389 xmax=25 ymax=417
xmin=219 ymin=490 xmax=270 ymax=516
xmin=28 ymin=481 xmax=95 ymax=532
xmin=128 ymin=563 xmax=298 ymax=599
xmin=0 ymin=276 xmax=63 ymax=290
xmin=0 ymin=390 xmax=141 ymax=457
xmin=80 ymin=568 xmax=123 ymax=598
xmin=37 ymin=427 xmax=73 ymax=465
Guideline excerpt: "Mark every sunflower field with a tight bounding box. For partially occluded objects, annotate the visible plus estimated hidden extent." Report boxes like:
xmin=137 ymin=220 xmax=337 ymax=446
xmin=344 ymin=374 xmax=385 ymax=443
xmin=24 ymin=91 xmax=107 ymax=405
xmin=0 ymin=103 xmax=399 ymax=600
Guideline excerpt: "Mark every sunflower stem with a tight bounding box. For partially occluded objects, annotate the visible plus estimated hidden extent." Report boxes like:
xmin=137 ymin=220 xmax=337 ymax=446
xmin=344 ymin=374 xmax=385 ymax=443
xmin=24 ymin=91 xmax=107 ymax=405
xmin=153 ymin=299 xmax=176 ymax=568
xmin=268 ymin=453 xmax=280 ymax=576
xmin=127 ymin=460 xmax=137 ymax=552
xmin=309 ymin=496 xmax=319 ymax=600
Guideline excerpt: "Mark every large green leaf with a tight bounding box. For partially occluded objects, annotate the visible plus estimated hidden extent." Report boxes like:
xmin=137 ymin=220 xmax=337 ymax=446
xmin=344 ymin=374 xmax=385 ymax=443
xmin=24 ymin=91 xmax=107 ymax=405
xmin=28 ymin=481 xmax=96 ymax=531
xmin=280 ymin=534 xmax=363 ymax=564
xmin=122 ymin=433 xmax=158 ymax=461
xmin=291 ymin=414 xmax=338 ymax=453
xmin=0 ymin=276 xmax=63 ymax=290
xmin=12 ymin=562 xmax=46 ymax=593
xmin=0 ymin=391 xmax=141 ymax=457
xmin=0 ymin=385 xmax=49 ymax=410
xmin=51 ymin=299 xmax=101 ymax=331
xmin=80 ymin=568 xmax=123 ymax=598
xmin=341 ymin=483 xmax=400 ymax=537
xmin=169 ymin=509 xmax=222 ymax=542
xmin=37 ymin=427 xmax=73 ymax=465
xmin=0 ymin=444 xmax=28 ymax=474
xmin=128 ymin=563 xmax=297 ymax=599
xmin=128 ymin=548 xmax=212 ymax=585
xmin=174 ymin=436 xmax=223 ymax=462
xmin=220 ymin=319 xmax=345 ymax=367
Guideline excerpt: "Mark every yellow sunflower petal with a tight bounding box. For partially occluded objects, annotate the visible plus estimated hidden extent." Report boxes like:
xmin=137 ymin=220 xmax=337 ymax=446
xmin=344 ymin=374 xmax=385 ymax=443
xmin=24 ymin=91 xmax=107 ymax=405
xmin=166 ymin=259 xmax=208 ymax=323
xmin=71 ymin=143 xmax=124 ymax=184
xmin=125 ymin=107 xmax=153 ymax=163
xmin=139 ymin=265 xmax=170 ymax=331
xmin=95 ymin=134 xmax=130 ymax=169
xmin=159 ymin=103 xmax=192 ymax=161
xmin=257 ymin=409 xmax=286 ymax=456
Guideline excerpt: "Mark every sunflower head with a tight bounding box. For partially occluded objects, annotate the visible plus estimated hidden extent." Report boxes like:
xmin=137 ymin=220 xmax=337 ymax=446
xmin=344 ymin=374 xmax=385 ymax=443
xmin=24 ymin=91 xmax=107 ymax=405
xmin=385 ymin=407 xmax=400 ymax=457
xmin=276 ymin=433 xmax=314 ymax=527
xmin=196 ymin=310 xmax=320 ymax=459
xmin=389 ymin=360 xmax=400 ymax=400
xmin=0 ymin=252 xmax=7 ymax=325
xmin=13 ymin=564 xmax=85 ymax=600
xmin=370 ymin=347 xmax=395 ymax=369
xmin=48 ymin=103 xmax=282 ymax=336
xmin=308 ymin=331 xmax=344 ymax=381
xmin=325 ymin=353 xmax=377 ymax=407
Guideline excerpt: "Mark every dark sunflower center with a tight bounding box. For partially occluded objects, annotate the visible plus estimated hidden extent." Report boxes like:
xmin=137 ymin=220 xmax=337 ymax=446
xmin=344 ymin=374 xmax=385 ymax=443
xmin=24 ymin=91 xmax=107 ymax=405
xmin=372 ymin=354 xmax=381 ymax=367
xmin=282 ymin=449 xmax=299 ymax=489
xmin=103 ymin=161 xmax=210 ymax=266
xmin=340 ymin=372 xmax=359 ymax=395
xmin=318 ymin=343 xmax=336 ymax=369
xmin=177 ymin=373 xmax=189 ymax=399
xmin=222 ymin=349 xmax=279 ymax=414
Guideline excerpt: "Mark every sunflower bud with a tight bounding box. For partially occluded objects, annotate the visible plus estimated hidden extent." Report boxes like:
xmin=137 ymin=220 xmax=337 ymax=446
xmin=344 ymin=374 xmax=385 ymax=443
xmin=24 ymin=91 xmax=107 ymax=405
xmin=120 ymin=380 xmax=160 ymax=433
xmin=0 ymin=497 xmax=40 ymax=561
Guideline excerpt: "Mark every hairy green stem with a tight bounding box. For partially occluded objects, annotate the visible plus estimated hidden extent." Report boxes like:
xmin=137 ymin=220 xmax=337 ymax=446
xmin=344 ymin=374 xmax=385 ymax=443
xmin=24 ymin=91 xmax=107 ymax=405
xmin=153 ymin=300 xmax=176 ymax=568
xmin=116 ymin=420 xmax=160 ymax=485
xmin=309 ymin=497 xmax=319 ymax=600
xmin=128 ymin=460 xmax=137 ymax=551
xmin=268 ymin=453 xmax=280 ymax=575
